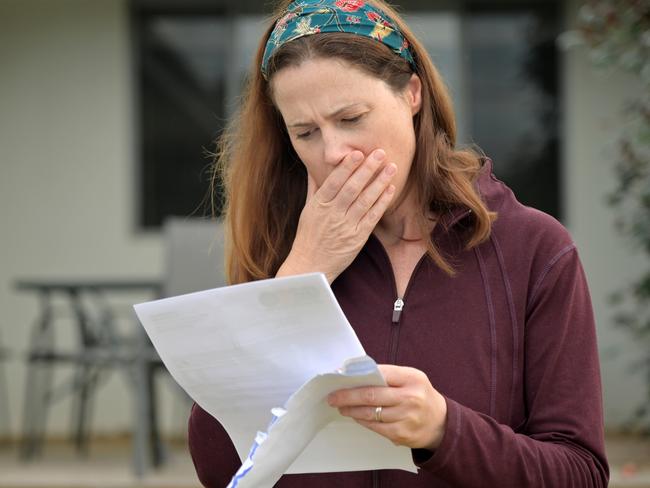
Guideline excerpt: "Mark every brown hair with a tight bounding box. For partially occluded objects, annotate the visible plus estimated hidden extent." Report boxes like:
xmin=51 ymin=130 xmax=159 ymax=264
xmin=213 ymin=0 xmax=496 ymax=284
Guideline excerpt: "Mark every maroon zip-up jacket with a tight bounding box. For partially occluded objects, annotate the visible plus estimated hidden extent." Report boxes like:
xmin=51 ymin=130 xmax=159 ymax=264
xmin=188 ymin=161 xmax=609 ymax=487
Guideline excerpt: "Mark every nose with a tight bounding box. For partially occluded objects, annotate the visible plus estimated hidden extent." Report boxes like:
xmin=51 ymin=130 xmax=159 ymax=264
xmin=321 ymin=128 xmax=351 ymax=167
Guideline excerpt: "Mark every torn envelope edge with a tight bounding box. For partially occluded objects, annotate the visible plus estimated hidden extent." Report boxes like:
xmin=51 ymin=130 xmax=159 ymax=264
xmin=227 ymin=356 xmax=417 ymax=488
xmin=227 ymin=416 xmax=280 ymax=488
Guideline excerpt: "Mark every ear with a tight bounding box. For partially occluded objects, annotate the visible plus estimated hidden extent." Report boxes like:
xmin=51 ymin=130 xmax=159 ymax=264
xmin=405 ymin=74 xmax=422 ymax=116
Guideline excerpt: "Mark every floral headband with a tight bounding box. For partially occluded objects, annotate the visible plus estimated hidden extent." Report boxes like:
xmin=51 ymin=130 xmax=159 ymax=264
xmin=261 ymin=0 xmax=416 ymax=79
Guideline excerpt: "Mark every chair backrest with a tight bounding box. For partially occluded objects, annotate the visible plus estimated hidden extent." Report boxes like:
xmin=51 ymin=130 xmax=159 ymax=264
xmin=162 ymin=217 xmax=227 ymax=298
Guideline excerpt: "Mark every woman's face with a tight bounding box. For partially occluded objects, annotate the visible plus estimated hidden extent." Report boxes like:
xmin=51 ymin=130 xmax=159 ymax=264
xmin=271 ymin=57 xmax=422 ymax=201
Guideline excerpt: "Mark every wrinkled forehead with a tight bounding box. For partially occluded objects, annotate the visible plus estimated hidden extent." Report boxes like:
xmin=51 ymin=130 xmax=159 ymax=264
xmin=269 ymin=56 xmax=354 ymax=94
xmin=269 ymin=58 xmax=384 ymax=119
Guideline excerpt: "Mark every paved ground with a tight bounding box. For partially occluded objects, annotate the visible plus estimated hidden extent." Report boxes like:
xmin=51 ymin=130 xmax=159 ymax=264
xmin=0 ymin=434 xmax=648 ymax=487
xmin=607 ymin=434 xmax=650 ymax=487
xmin=0 ymin=438 xmax=198 ymax=488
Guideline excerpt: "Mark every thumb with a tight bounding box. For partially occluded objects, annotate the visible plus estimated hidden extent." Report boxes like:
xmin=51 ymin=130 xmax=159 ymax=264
xmin=378 ymin=364 xmax=413 ymax=387
xmin=306 ymin=172 xmax=318 ymax=203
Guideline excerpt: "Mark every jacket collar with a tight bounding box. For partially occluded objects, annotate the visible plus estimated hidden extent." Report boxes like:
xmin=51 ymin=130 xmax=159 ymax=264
xmin=435 ymin=156 xmax=511 ymax=237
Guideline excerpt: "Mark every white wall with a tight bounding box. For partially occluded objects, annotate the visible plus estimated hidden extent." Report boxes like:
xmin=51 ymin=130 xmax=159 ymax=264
xmin=0 ymin=0 xmax=168 ymax=437
xmin=563 ymin=0 xmax=647 ymax=426
xmin=0 ymin=0 xmax=646 ymax=440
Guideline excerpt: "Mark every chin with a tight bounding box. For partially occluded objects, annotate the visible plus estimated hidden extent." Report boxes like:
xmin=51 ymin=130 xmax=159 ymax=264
xmin=383 ymin=198 xmax=400 ymax=216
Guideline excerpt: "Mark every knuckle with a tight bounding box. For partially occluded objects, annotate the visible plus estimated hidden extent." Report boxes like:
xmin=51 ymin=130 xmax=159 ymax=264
xmin=406 ymin=411 xmax=420 ymax=426
xmin=405 ymin=366 xmax=419 ymax=380
xmin=314 ymin=197 xmax=334 ymax=210
xmin=406 ymin=389 xmax=425 ymax=407
xmin=414 ymin=368 xmax=428 ymax=380
xmin=362 ymin=388 xmax=376 ymax=404
xmin=355 ymin=196 xmax=371 ymax=210
xmin=393 ymin=430 xmax=410 ymax=446
xmin=342 ymin=184 xmax=358 ymax=200
xmin=408 ymin=369 xmax=427 ymax=387
xmin=319 ymin=182 xmax=338 ymax=200
xmin=367 ymin=407 xmax=376 ymax=421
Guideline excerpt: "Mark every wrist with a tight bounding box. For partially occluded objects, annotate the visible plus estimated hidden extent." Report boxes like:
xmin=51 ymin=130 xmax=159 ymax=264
xmin=424 ymin=393 xmax=448 ymax=451
xmin=276 ymin=250 xmax=337 ymax=284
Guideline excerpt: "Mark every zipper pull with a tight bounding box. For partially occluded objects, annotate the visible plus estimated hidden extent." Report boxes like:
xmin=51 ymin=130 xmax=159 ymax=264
xmin=392 ymin=298 xmax=404 ymax=323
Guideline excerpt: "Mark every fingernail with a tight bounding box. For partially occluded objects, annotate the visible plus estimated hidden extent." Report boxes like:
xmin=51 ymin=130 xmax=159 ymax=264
xmin=373 ymin=149 xmax=386 ymax=162
xmin=385 ymin=163 xmax=397 ymax=176
xmin=351 ymin=151 xmax=364 ymax=163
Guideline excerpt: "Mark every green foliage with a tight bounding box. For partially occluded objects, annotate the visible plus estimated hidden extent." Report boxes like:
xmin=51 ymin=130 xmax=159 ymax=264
xmin=577 ymin=0 xmax=650 ymax=79
xmin=575 ymin=0 xmax=650 ymax=431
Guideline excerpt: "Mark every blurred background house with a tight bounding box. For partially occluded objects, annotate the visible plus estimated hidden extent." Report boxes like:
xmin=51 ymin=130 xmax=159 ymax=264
xmin=0 ymin=0 xmax=648 ymax=486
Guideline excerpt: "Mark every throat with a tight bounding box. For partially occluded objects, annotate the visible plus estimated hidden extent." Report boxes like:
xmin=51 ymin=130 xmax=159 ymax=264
xmin=374 ymin=221 xmax=423 ymax=246
xmin=378 ymin=238 xmax=428 ymax=299
xmin=373 ymin=206 xmax=436 ymax=297
xmin=374 ymin=204 xmax=436 ymax=246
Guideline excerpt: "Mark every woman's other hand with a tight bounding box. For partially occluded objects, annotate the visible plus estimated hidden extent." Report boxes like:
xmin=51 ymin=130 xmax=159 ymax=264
xmin=327 ymin=365 xmax=448 ymax=451
xmin=277 ymin=148 xmax=397 ymax=283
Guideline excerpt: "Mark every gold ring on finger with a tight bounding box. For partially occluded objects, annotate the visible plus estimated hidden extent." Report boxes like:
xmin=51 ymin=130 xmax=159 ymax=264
xmin=374 ymin=406 xmax=383 ymax=422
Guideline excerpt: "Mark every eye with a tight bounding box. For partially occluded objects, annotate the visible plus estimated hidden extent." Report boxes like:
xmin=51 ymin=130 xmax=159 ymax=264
xmin=296 ymin=128 xmax=317 ymax=140
xmin=342 ymin=114 xmax=363 ymax=124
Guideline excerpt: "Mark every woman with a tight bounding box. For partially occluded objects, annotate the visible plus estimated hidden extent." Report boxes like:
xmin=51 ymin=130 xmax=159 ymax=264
xmin=190 ymin=0 xmax=609 ymax=486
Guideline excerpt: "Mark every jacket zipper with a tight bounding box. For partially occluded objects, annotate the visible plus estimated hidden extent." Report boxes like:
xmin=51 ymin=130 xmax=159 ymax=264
xmin=392 ymin=298 xmax=404 ymax=323
xmin=389 ymin=298 xmax=404 ymax=365
xmin=373 ymin=470 xmax=380 ymax=488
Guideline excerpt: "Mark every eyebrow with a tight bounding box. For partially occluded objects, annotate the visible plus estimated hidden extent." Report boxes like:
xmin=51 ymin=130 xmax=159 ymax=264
xmin=287 ymin=103 xmax=368 ymax=129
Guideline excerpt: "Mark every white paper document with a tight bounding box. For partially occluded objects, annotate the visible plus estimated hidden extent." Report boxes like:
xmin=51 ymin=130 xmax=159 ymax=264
xmin=133 ymin=273 xmax=417 ymax=484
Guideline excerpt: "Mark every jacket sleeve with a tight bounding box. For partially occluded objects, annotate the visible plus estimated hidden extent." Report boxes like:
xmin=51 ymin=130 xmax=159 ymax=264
xmin=188 ymin=402 xmax=241 ymax=488
xmin=415 ymin=247 xmax=609 ymax=487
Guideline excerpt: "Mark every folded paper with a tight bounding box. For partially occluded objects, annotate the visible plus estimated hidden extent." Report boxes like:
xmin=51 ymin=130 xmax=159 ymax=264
xmin=134 ymin=273 xmax=417 ymax=482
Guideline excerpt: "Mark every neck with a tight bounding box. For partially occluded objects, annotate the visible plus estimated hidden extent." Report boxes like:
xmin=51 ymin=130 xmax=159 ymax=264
xmin=374 ymin=194 xmax=435 ymax=247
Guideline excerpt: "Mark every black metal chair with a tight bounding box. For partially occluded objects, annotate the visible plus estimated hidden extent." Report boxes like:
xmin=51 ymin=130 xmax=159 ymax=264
xmin=16 ymin=279 xmax=163 ymax=473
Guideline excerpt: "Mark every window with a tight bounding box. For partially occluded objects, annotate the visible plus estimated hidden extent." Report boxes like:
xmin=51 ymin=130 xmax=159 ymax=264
xmin=465 ymin=5 xmax=561 ymax=218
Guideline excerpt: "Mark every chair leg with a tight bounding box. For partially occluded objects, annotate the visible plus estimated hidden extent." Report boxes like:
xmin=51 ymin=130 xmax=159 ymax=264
xmin=20 ymin=293 xmax=55 ymax=460
xmin=18 ymin=362 xmax=36 ymax=459
xmin=70 ymin=365 xmax=84 ymax=450
xmin=71 ymin=364 xmax=100 ymax=456
xmin=132 ymin=357 xmax=152 ymax=477
xmin=20 ymin=360 xmax=53 ymax=459
xmin=147 ymin=365 xmax=166 ymax=467
xmin=35 ymin=363 xmax=54 ymax=457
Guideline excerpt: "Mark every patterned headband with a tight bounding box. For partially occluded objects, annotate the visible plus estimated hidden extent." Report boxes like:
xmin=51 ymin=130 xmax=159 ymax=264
xmin=261 ymin=0 xmax=416 ymax=79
